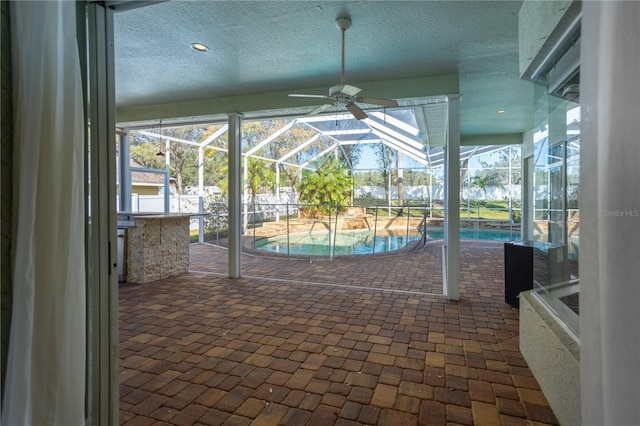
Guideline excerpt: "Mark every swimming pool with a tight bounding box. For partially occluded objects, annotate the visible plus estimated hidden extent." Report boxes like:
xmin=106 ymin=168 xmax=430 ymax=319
xmin=255 ymin=227 xmax=519 ymax=256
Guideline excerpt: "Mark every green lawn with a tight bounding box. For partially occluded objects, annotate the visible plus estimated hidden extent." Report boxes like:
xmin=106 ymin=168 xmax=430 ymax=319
xmin=460 ymin=200 xmax=521 ymax=220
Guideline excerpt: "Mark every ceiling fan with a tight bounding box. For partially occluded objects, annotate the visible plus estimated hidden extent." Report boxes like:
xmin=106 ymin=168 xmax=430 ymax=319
xmin=289 ymin=17 xmax=399 ymax=120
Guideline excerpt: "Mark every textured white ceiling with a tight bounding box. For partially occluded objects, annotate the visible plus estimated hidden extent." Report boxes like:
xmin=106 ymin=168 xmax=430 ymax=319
xmin=114 ymin=0 xmax=532 ymax=136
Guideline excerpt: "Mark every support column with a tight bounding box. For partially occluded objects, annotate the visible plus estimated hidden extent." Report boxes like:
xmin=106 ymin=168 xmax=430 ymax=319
xmin=275 ymin=165 xmax=280 ymax=222
xmin=243 ymin=156 xmax=249 ymax=232
xmin=445 ymin=94 xmax=461 ymax=300
xmin=581 ymin=2 xmax=640 ymax=425
xmin=228 ymin=113 xmax=242 ymax=278
xmin=521 ymin=156 xmax=534 ymax=240
xmin=521 ymin=130 xmax=534 ymax=241
xmin=119 ymin=131 xmax=131 ymax=212
xmin=163 ymin=137 xmax=170 ymax=214
xmin=443 ymin=146 xmax=448 ymax=245
xmin=198 ymin=146 xmax=204 ymax=243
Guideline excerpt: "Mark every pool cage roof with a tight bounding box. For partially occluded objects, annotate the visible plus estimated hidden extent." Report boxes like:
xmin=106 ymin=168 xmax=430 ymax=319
xmin=123 ymin=97 xmax=510 ymax=173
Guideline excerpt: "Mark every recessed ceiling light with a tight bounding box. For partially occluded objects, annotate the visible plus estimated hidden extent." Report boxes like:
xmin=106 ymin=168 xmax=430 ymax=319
xmin=190 ymin=42 xmax=209 ymax=52
xmin=497 ymin=109 xmax=506 ymax=114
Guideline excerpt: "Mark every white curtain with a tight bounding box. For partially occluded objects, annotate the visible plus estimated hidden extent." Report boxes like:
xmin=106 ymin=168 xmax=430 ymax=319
xmin=581 ymin=1 xmax=640 ymax=425
xmin=3 ymin=1 xmax=86 ymax=425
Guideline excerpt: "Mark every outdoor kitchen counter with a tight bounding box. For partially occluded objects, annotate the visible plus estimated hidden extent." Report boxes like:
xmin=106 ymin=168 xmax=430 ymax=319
xmin=122 ymin=213 xmax=191 ymax=284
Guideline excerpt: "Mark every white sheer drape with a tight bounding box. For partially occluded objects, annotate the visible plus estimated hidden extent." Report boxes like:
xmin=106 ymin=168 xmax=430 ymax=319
xmin=581 ymin=1 xmax=640 ymax=425
xmin=3 ymin=1 xmax=86 ymax=424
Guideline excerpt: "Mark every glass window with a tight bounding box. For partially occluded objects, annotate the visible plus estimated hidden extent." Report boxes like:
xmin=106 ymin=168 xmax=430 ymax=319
xmin=532 ymin=84 xmax=580 ymax=335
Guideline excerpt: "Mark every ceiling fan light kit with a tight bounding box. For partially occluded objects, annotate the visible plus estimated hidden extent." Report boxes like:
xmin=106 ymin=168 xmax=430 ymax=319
xmin=289 ymin=17 xmax=398 ymax=120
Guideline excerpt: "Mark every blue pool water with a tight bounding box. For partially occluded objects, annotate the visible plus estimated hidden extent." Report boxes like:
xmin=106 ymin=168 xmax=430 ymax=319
xmin=255 ymin=227 xmax=519 ymax=256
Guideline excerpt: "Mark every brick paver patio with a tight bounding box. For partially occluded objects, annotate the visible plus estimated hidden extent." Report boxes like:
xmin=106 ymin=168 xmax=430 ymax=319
xmin=119 ymin=241 xmax=558 ymax=425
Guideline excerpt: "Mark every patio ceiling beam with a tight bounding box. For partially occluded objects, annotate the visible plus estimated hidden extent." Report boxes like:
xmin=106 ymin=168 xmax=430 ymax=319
xmin=117 ymin=75 xmax=459 ymax=123
xmin=245 ymin=119 xmax=297 ymax=156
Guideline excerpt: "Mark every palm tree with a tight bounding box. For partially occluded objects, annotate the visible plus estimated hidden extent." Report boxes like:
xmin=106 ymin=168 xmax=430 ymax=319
xmin=297 ymin=159 xmax=351 ymax=217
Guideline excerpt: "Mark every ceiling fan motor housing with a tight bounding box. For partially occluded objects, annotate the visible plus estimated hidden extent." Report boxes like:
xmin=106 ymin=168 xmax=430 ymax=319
xmin=336 ymin=17 xmax=351 ymax=31
xmin=329 ymin=84 xmax=361 ymax=101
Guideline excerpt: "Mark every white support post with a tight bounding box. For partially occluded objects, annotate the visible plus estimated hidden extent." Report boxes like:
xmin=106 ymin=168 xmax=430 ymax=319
xmin=445 ymin=94 xmax=461 ymax=300
xmin=119 ymin=131 xmax=132 ymax=212
xmin=520 ymin=128 xmax=534 ymax=241
xmin=243 ymin=155 xmax=249 ymax=232
xmin=275 ymin=165 xmax=280 ymax=222
xmin=164 ymin=138 xmax=170 ymax=214
xmin=228 ymin=113 xmax=242 ymax=278
xmin=198 ymin=146 xmax=204 ymax=243
xmin=443 ymin=146 xmax=448 ymax=245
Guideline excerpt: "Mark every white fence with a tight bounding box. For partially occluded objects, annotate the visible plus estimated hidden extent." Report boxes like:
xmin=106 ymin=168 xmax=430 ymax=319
xmin=118 ymin=185 xmax=521 ymax=214
xmin=355 ymin=185 xmax=521 ymax=201
xmin=117 ymin=193 xmax=299 ymax=214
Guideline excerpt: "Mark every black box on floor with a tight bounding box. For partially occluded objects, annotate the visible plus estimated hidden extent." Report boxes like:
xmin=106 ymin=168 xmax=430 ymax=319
xmin=504 ymin=241 xmax=534 ymax=307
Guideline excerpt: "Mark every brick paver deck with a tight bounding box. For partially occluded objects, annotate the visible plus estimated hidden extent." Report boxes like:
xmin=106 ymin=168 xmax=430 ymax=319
xmin=119 ymin=241 xmax=558 ymax=425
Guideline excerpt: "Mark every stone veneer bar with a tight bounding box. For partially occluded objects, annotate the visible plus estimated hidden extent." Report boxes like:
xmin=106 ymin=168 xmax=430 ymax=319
xmin=125 ymin=214 xmax=190 ymax=284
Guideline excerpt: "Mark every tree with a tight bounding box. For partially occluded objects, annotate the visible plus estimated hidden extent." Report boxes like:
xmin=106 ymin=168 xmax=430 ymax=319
xmin=246 ymin=157 xmax=276 ymax=196
xmin=130 ymin=127 xmax=206 ymax=195
xmin=199 ymin=125 xmax=228 ymax=189
xmin=297 ymin=158 xmax=351 ymax=217
xmin=403 ymin=169 xmax=434 ymax=186
xmin=470 ymin=146 xmax=521 ymax=199
xmin=353 ymin=170 xmax=384 ymax=187
xmin=129 ymin=139 xmax=163 ymax=169
xmin=472 ymin=161 xmax=505 ymax=198
xmin=338 ymin=143 xmax=362 ymax=171
xmin=200 ymin=149 xmax=227 ymax=189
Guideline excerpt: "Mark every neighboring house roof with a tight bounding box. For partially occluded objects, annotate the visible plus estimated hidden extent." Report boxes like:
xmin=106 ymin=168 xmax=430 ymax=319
xmin=116 ymin=158 xmax=164 ymax=186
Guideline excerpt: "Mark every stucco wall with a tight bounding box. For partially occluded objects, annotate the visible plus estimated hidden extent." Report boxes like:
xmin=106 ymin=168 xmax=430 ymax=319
xmin=520 ymin=291 xmax=581 ymax=425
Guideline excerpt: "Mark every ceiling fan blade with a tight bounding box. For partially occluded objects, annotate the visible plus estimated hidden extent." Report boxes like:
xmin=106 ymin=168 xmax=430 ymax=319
xmin=357 ymin=97 xmax=399 ymax=108
xmin=308 ymin=103 xmax=334 ymax=116
xmin=289 ymin=93 xmax=331 ymax=99
xmin=346 ymin=103 xmax=368 ymax=120
xmin=341 ymin=84 xmax=362 ymax=97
